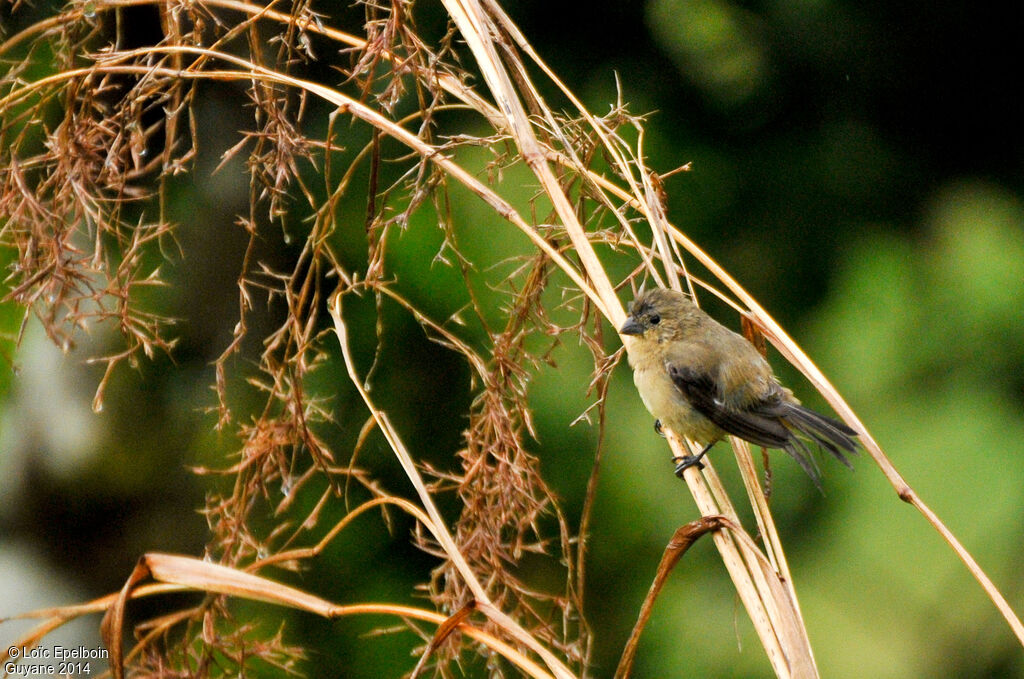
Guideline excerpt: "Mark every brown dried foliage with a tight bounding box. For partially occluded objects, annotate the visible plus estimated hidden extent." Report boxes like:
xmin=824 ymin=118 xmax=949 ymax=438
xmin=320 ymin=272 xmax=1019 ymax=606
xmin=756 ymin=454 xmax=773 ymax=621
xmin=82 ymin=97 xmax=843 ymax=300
xmin=0 ymin=1 xmax=634 ymax=676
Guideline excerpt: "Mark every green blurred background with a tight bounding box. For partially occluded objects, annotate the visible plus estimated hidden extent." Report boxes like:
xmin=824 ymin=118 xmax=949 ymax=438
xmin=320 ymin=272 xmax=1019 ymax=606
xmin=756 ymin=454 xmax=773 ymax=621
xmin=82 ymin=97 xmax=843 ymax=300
xmin=2 ymin=0 xmax=1023 ymax=677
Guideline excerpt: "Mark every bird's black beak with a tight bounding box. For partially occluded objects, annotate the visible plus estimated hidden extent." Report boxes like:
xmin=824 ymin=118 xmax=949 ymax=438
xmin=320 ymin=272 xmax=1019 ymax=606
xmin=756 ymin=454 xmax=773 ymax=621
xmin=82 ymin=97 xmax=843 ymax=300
xmin=619 ymin=316 xmax=643 ymax=336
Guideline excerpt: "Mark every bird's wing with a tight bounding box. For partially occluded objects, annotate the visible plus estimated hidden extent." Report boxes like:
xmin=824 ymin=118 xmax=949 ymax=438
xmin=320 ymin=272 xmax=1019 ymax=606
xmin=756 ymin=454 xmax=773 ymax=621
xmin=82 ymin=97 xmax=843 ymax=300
xmin=667 ymin=364 xmax=792 ymax=448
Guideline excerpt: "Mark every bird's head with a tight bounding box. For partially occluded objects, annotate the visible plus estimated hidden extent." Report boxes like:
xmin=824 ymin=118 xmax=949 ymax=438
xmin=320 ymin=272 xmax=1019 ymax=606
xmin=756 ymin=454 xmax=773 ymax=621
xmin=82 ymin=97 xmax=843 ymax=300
xmin=620 ymin=288 xmax=699 ymax=342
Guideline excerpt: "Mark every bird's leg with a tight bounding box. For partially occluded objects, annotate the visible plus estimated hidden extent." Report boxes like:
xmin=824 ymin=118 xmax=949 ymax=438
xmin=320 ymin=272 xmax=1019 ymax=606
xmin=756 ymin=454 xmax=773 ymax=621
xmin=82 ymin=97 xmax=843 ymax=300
xmin=673 ymin=443 xmax=714 ymax=477
xmin=654 ymin=419 xmax=666 ymax=438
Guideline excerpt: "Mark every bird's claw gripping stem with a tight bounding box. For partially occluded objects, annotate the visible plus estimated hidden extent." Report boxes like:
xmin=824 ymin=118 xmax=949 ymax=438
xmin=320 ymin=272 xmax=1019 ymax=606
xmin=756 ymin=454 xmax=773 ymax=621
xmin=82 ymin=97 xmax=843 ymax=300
xmin=673 ymin=455 xmax=705 ymax=476
xmin=673 ymin=443 xmax=714 ymax=477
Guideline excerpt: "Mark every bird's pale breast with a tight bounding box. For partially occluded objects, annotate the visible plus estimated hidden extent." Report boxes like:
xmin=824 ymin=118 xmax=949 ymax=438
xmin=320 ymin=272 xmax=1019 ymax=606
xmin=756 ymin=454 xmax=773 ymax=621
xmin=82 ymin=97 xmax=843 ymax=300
xmin=632 ymin=356 xmax=723 ymax=445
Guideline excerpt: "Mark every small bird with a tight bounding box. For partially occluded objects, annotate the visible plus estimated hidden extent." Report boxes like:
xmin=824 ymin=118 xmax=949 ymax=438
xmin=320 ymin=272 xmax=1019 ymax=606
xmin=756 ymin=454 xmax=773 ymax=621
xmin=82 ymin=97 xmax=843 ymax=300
xmin=620 ymin=288 xmax=857 ymax=484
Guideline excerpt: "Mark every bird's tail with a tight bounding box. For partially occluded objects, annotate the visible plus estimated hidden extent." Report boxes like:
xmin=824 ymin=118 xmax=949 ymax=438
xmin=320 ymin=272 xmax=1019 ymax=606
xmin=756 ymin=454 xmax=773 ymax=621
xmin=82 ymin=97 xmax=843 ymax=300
xmin=781 ymin=403 xmax=859 ymax=486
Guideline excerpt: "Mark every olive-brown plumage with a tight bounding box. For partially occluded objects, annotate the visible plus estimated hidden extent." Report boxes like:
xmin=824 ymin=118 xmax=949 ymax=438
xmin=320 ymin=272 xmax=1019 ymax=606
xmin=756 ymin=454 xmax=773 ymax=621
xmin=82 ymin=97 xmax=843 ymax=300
xmin=620 ymin=288 xmax=857 ymax=483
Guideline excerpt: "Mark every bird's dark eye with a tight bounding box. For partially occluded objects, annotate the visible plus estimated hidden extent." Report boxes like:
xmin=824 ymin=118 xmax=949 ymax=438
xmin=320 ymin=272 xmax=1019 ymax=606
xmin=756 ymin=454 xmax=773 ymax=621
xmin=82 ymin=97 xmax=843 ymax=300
xmin=649 ymin=313 xmax=660 ymax=325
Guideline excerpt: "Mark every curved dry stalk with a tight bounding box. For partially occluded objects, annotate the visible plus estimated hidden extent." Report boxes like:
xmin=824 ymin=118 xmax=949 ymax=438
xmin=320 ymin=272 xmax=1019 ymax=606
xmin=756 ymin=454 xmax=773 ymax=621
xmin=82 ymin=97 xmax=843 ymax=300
xmin=251 ymin=495 xmax=436 ymax=570
xmin=93 ymin=553 xmax=555 ymax=679
xmin=615 ymin=516 xmax=728 ymax=679
xmin=614 ymin=514 xmax=814 ymax=679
